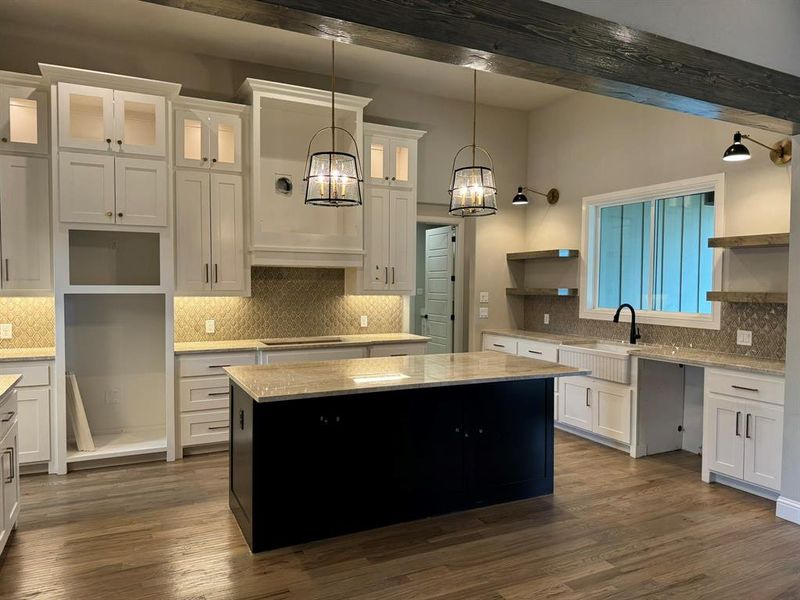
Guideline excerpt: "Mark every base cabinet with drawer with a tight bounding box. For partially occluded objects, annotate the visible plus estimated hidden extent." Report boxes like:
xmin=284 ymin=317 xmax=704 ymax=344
xmin=702 ymin=368 xmax=784 ymax=492
xmin=0 ymin=360 xmax=52 ymax=465
xmin=177 ymin=351 xmax=257 ymax=452
xmin=0 ymin=389 xmax=20 ymax=555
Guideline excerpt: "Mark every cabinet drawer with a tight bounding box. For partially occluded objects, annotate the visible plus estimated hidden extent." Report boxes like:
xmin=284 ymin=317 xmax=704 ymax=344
xmin=482 ymin=335 xmax=517 ymax=355
xmin=0 ymin=363 xmax=49 ymax=388
xmin=705 ymin=368 xmax=784 ymax=405
xmin=369 ymin=343 xmax=427 ymax=357
xmin=179 ymin=376 xmax=230 ymax=412
xmin=263 ymin=347 xmax=366 ymax=365
xmin=0 ymin=389 xmax=17 ymax=442
xmin=517 ymin=340 xmax=558 ymax=362
xmin=180 ymin=409 xmax=230 ymax=447
xmin=178 ymin=352 xmax=256 ymax=377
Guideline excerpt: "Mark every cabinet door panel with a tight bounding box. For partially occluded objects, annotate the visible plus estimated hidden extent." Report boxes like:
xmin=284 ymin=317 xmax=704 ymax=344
xmin=1 ymin=423 xmax=19 ymax=532
xmin=16 ymin=388 xmax=49 ymax=464
xmin=175 ymin=171 xmax=211 ymax=293
xmin=209 ymin=114 xmax=242 ymax=172
xmin=210 ymin=174 xmax=244 ymax=292
xmin=559 ymin=379 xmax=592 ymax=431
xmin=362 ymin=187 xmax=390 ymax=291
xmin=115 ymin=157 xmax=167 ymax=226
xmin=58 ymin=83 xmax=114 ymax=152
xmin=175 ymin=109 xmax=210 ymax=169
xmin=58 ymin=152 xmax=115 ymax=224
xmin=744 ymin=401 xmax=782 ymax=491
xmin=706 ymin=395 xmax=744 ymax=479
xmin=113 ymin=90 xmax=166 ymax=156
xmin=1 ymin=86 xmax=48 ymax=154
xmin=389 ymin=139 xmax=416 ymax=187
xmin=593 ymin=385 xmax=631 ymax=443
xmin=366 ymin=134 xmax=391 ymax=185
xmin=388 ymin=189 xmax=415 ymax=292
xmin=0 ymin=156 xmax=51 ymax=290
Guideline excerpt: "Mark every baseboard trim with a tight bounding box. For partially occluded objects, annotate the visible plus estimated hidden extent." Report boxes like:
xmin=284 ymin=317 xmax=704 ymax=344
xmin=776 ymin=496 xmax=800 ymax=525
xmin=555 ymin=422 xmax=630 ymax=453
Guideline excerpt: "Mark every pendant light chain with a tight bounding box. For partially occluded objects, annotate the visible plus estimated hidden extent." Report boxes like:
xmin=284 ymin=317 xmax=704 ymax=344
xmin=472 ymin=69 xmax=476 ymax=165
xmin=331 ymin=40 xmax=336 ymax=154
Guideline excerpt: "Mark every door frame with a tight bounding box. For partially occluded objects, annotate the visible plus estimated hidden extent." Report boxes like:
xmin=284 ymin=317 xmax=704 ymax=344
xmin=407 ymin=215 xmax=465 ymax=353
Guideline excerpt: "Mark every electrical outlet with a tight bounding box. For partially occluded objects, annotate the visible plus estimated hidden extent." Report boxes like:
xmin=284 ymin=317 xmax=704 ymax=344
xmin=736 ymin=329 xmax=752 ymax=346
xmin=0 ymin=324 xmax=12 ymax=339
xmin=105 ymin=388 xmax=121 ymax=405
xmin=479 ymin=291 xmax=489 ymax=303
xmin=360 ymin=315 xmax=368 ymax=328
xmin=479 ymin=307 xmax=489 ymax=319
xmin=544 ymin=313 xmax=550 ymax=325
xmin=205 ymin=319 xmax=216 ymax=334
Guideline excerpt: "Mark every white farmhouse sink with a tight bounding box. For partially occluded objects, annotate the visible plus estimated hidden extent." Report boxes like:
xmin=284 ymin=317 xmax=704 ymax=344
xmin=558 ymin=341 xmax=634 ymax=384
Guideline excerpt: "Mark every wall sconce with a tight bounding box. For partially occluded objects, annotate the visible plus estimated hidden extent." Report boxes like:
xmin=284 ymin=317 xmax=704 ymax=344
xmin=722 ymin=131 xmax=792 ymax=165
xmin=512 ymin=186 xmax=560 ymax=206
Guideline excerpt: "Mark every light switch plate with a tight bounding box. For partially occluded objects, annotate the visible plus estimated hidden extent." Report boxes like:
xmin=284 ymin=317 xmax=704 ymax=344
xmin=736 ymin=329 xmax=752 ymax=346
xmin=0 ymin=324 xmax=11 ymax=339
xmin=479 ymin=291 xmax=489 ymax=303
xmin=544 ymin=313 xmax=550 ymax=325
xmin=105 ymin=388 xmax=121 ymax=405
xmin=417 ymin=288 xmax=424 ymax=296
xmin=205 ymin=319 xmax=216 ymax=334
xmin=479 ymin=307 xmax=489 ymax=319
xmin=360 ymin=315 xmax=368 ymax=328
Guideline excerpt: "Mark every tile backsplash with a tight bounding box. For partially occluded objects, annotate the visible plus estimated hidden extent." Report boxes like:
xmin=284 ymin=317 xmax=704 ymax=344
xmin=524 ymin=297 xmax=786 ymax=360
xmin=174 ymin=267 xmax=404 ymax=342
xmin=0 ymin=297 xmax=56 ymax=349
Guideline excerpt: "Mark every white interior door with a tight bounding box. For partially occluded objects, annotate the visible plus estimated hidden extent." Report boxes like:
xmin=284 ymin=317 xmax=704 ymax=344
xmin=58 ymin=151 xmax=115 ymax=224
xmin=175 ymin=171 xmax=211 ymax=293
xmin=388 ymin=189 xmax=415 ymax=292
xmin=57 ymin=83 xmax=114 ymax=152
xmin=113 ymin=90 xmax=166 ymax=156
xmin=362 ymin=187 xmax=390 ymax=291
xmin=423 ymin=225 xmax=454 ymax=354
xmin=743 ymin=401 xmax=783 ymax=491
xmin=114 ymin=157 xmax=167 ymax=226
xmin=706 ymin=395 xmax=745 ymax=479
xmin=16 ymin=389 xmax=50 ymax=464
xmin=559 ymin=379 xmax=593 ymax=432
xmin=210 ymin=173 xmax=244 ymax=291
xmin=0 ymin=156 xmax=51 ymax=290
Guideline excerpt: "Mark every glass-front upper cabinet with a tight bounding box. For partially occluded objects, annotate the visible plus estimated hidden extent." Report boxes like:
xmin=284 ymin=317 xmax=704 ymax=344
xmin=364 ymin=125 xmax=422 ymax=188
xmin=0 ymin=85 xmax=49 ymax=154
xmin=57 ymin=83 xmax=165 ymax=156
xmin=175 ymin=109 xmax=241 ymax=172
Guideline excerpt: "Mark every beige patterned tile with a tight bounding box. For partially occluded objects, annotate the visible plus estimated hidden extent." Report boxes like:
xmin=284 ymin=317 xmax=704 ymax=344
xmin=0 ymin=297 xmax=55 ymax=349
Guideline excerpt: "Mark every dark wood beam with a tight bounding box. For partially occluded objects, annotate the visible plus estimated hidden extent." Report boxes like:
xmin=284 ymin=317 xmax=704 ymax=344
xmin=142 ymin=0 xmax=800 ymax=134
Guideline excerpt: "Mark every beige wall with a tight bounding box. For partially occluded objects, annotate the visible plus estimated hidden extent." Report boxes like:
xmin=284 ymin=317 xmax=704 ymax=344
xmin=525 ymin=92 xmax=791 ymax=293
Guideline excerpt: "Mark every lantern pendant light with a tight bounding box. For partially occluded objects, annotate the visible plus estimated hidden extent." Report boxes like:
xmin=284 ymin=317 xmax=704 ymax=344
xmin=303 ymin=41 xmax=364 ymax=207
xmin=448 ymin=69 xmax=498 ymax=217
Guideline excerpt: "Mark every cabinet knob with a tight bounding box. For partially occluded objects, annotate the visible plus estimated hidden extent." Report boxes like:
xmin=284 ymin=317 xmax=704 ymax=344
xmin=0 ymin=137 xmax=7 ymax=143
xmin=106 ymin=138 xmax=112 ymax=144
xmin=105 ymin=211 xmax=113 ymax=217
xmin=202 ymin=157 xmax=208 ymax=162
xmin=117 ymin=212 xmax=123 ymax=218
xmin=384 ymin=176 xmax=389 ymax=180
xmin=117 ymin=139 xmax=123 ymax=145
xmin=212 ymin=158 xmax=218 ymax=163
xmin=454 ymin=427 xmax=460 ymax=433
xmin=391 ymin=176 xmax=396 ymax=181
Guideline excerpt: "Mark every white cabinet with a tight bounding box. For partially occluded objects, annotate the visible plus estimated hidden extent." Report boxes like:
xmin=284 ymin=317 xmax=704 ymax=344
xmin=0 ymin=361 xmax=52 ymax=465
xmin=388 ymin=189 xmax=415 ymax=291
xmin=0 ymin=155 xmax=51 ymax=291
xmin=0 ymin=85 xmax=48 ymax=154
xmin=262 ymin=346 xmax=367 ymax=365
xmin=176 ymin=109 xmax=242 ymax=171
xmin=59 ymin=152 xmax=167 ymax=226
xmin=368 ymin=342 xmax=427 ymax=357
xmin=558 ymin=375 xmax=632 ymax=445
xmin=482 ymin=334 xmax=517 ymax=355
xmin=57 ymin=83 xmax=165 ymax=156
xmin=176 ymin=171 xmax=245 ymax=294
xmin=365 ymin=127 xmax=419 ymax=188
xmin=703 ymin=368 xmax=784 ymax=492
xmin=0 ymin=389 xmax=19 ymax=556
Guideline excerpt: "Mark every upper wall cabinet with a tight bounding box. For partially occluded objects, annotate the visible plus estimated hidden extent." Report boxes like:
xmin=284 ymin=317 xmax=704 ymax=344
xmin=176 ymin=108 xmax=243 ymax=172
xmin=365 ymin=125 xmax=421 ymax=189
xmin=0 ymin=85 xmax=49 ymax=155
xmin=57 ymin=83 xmax=166 ymax=157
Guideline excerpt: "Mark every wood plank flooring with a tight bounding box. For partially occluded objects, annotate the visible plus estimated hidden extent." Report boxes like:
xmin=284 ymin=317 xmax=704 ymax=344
xmin=2 ymin=431 xmax=800 ymax=599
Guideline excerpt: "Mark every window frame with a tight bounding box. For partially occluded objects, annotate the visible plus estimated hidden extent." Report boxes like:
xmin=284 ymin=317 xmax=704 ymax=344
xmin=580 ymin=173 xmax=724 ymax=330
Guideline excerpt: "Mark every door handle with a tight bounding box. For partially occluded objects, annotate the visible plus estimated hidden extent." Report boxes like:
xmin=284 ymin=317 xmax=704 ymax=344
xmin=735 ymin=411 xmax=741 ymax=436
xmin=208 ymin=364 xmax=231 ymax=369
xmin=392 ymin=267 xmax=395 ymax=284
xmin=527 ymin=350 xmax=543 ymax=355
xmin=745 ymin=413 xmax=751 ymax=439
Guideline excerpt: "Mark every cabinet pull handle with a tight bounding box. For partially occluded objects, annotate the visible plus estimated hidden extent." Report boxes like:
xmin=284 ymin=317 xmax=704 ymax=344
xmin=208 ymin=425 xmax=229 ymax=431
xmin=239 ymin=409 xmax=244 ymax=430
xmin=732 ymin=385 xmax=759 ymax=393
xmin=205 ymin=264 xmax=209 ymax=283
xmin=214 ymin=264 xmax=219 ymax=283
xmin=745 ymin=413 xmax=752 ymax=439
xmin=3 ymin=259 xmax=7 ymax=282
xmin=207 ymin=392 xmax=228 ymax=397
xmin=384 ymin=267 xmax=388 ymax=284
xmin=391 ymin=176 xmax=396 ymax=181
xmin=392 ymin=266 xmax=395 ymax=284
xmin=585 ymin=388 xmax=590 ymax=407
xmin=1 ymin=411 xmax=14 ymax=423
xmin=735 ymin=411 xmax=741 ymax=436
xmin=492 ymin=343 xmax=504 ymax=348
xmin=528 ymin=350 xmax=543 ymax=355
xmin=3 ymin=448 xmax=14 ymax=483
xmin=208 ymin=364 xmax=231 ymax=369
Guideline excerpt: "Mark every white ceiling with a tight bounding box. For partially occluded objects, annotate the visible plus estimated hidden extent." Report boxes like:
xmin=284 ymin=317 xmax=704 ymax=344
xmin=0 ymin=0 xmax=574 ymax=112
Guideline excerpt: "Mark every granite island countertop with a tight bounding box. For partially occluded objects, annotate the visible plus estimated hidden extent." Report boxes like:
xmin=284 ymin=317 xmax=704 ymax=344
xmin=175 ymin=333 xmax=430 ymax=355
xmin=225 ymin=351 xmax=589 ymax=403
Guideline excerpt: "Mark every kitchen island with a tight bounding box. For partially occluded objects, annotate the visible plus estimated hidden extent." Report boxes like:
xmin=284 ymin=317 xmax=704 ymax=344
xmin=225 ymin=352 xmax=587 ymax=552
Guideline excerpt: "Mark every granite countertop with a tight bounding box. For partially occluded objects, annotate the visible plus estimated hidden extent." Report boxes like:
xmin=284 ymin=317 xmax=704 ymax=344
xmin=630 ymin=346 xmax=785 ymax=376
xmin=174 ymin=333 xmax=430 ymax=355
xmin=0 ymin=347 xmax=56 ymax=362
xmin=0 ymin=374 xmax=22 ymax=399
xmin=226 ymin=351 xmax=589 ymax=403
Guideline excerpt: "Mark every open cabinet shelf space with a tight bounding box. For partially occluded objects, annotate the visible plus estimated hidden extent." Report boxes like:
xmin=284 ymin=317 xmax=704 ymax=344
xmin=506 ymin=287 xmax=578 ymax=297
xmin=706 ymin=291 xmax=787 ymax=304
xmin=67 ymin=428 xmax=167 ymax=463
xmin=708 ymin=233 xmax=789 ymax=249
xmin=507 ymin=249 xmax=579 ymax=261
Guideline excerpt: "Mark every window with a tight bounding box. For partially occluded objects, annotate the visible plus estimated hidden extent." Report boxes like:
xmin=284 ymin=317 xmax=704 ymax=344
xmin=581 ymin=174 xmax=723 ymax=329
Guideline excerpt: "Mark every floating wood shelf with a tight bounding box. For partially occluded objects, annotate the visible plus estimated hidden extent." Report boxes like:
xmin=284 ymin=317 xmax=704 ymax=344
xmin=506 ymin=287 xmax=578 ymax=297
xmin=706 ymin=291 xmax=787 ymax=304
xmin=708 ymin=233 xmax=789 ymax=249
xmin=507 ymin=249 xmax=579 ymax=261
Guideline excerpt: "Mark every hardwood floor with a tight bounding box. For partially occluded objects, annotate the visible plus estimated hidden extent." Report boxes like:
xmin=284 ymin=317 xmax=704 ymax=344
xmin=2 ymin=431 xmax=800 ymax=599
